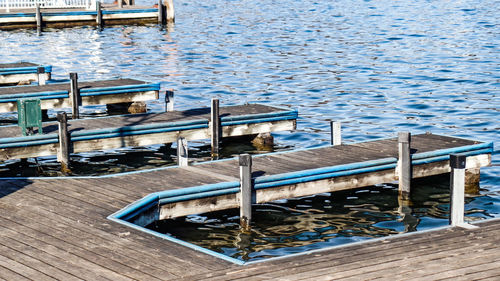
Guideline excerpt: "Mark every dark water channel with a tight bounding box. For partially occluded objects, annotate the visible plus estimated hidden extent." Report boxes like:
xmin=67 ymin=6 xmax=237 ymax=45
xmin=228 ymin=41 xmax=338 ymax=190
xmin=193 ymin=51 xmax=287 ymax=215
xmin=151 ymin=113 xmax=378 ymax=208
xmin=1 ymin=0 xmax=498 ymax=260
xmin=147 ymin=176 xmax=497 ymax=262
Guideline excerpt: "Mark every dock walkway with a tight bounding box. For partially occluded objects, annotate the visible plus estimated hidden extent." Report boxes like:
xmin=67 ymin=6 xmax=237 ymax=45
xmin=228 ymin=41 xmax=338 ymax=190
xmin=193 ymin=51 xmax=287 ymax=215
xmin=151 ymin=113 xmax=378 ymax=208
xmin=0 ymin=62 xmax=51 ymax=86
xmin=0 ymin=78 xmax=160 ymax=113
xmin=0 ymin=133 xmax=496 ymax=280
xmin=0 ymin=103 xmax=297 ymax=160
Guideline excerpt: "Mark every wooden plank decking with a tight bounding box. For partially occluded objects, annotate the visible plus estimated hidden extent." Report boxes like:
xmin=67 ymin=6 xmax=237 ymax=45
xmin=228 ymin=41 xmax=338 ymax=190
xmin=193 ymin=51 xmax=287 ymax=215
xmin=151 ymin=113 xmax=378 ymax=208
xmin=0 ymin=78 xmax=159 ymax=113
xmin=0 ymin=133 xmax=496 ymax=280
xmin=0 ymin=103 xmax=297 ymax=160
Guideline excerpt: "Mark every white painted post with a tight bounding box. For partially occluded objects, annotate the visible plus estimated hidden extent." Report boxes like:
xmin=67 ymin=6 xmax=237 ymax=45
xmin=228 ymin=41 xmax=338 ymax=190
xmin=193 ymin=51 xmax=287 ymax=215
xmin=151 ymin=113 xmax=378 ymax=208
xmin=330 ymin=121 xmax=341 ymax=146
xmin=450 ymin=154 xmax=465 ymax=226
xmin=239 ymin=154 xmax=252 ymax=231
xmin=165 ymin=0 xmax=175 ymax=22
xmin=37 ymin=67 xmax=46 ymax=85
xmin=165 ymin=89 xmax=174 ymax=111
xmin=398 ymin=132 xmax=411 ymax=199
xmin=176 ymin=137 xmax=188 ymax=167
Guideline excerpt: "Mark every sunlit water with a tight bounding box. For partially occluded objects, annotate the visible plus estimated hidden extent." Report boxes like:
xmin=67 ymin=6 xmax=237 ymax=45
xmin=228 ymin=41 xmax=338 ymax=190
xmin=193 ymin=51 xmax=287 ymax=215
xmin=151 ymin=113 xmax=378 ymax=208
xmin=1 ymin=0 xmax=498 ymax=260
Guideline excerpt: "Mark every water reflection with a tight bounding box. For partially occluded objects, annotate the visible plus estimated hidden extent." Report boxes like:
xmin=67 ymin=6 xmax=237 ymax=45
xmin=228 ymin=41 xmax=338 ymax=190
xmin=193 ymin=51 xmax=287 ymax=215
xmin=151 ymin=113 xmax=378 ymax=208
xmin=147 ymin=176 xmax=493 ymax=262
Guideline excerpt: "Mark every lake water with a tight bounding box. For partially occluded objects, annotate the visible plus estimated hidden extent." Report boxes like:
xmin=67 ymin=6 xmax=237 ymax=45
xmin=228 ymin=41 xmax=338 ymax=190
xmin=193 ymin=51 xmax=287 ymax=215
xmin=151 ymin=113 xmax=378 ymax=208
xmin=1 ymin=0 xmax=498 ymax=260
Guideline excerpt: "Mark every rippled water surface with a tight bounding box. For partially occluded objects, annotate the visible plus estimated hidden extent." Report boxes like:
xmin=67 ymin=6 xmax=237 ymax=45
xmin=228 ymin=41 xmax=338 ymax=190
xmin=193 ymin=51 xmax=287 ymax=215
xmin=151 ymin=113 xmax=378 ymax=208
xmin=1 ymin=0 xmax=498 ymax=260
xmin=148 ymin=176 xmax=498 ymax=262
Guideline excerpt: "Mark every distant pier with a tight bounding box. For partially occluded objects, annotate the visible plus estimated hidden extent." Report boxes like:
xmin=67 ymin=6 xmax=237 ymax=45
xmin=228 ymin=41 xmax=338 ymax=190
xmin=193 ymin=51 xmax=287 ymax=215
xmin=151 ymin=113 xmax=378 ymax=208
xmin=0 ymin=1 xmax=174 ymax=30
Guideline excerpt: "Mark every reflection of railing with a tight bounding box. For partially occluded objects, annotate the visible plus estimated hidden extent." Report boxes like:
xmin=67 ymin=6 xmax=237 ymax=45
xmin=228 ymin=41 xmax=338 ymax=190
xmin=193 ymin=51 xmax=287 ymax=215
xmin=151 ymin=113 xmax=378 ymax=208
xmin=1 ymin=0 xmax=96 ymax=12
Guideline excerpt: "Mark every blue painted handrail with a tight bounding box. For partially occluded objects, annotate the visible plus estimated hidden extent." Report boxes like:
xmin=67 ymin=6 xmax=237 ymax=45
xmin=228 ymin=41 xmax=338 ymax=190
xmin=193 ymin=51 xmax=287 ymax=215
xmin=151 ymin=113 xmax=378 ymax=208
xmin=121 ymin=141 xmax=494 ymax=209
xmin=0 ymin=65 xmax=52 ymax=75
xmin=0 ymin=82 xmax=159 ymax=101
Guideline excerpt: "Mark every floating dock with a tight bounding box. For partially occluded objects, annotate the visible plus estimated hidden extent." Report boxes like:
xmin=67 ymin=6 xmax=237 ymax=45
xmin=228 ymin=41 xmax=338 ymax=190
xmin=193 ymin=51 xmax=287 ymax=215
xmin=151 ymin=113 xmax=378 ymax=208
xmin=0 ymin=133 xmax=497 ymax=279
xmin=0 ymin=62 xmax=51 ymax=86
xmin=0 ymin=78 xmax=160 ymax=113
xmin=110 ymin=133 xmax=492 ymax=228
xmin=0 ymin=103 xmax=298 ymax=161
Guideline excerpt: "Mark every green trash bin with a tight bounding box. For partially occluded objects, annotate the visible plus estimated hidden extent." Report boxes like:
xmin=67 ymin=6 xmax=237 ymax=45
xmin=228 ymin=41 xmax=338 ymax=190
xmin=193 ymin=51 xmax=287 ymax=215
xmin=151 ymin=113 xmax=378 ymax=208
xmin=17 ymin=98 xmax=43 ymax=136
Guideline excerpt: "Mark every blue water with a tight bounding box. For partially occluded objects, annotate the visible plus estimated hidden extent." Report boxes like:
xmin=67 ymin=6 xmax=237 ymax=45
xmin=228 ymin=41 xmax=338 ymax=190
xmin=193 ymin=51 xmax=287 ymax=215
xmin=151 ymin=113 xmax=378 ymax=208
xmin=1 ymin=0 xmax=498 ymax=260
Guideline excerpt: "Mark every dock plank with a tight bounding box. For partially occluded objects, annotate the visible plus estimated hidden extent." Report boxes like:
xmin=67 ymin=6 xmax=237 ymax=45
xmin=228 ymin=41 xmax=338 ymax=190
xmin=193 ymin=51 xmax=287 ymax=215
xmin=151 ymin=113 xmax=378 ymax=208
xmin=0 ymin=264 xmax=32 ymax=281
xmin=1 ymin=209 xmax=178 ymax=280
xmin=0 ymin=242 xmax=83 ymax=281
xmin=0 ymin=179 xmax=232 ymax=274
xmin=0 ymin=252 xmax=57 ymax=281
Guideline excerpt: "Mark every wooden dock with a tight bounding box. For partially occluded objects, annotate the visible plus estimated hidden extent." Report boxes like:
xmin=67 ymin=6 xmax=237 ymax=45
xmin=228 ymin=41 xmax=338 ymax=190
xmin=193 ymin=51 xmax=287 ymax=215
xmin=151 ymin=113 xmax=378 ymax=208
xmin=0 ymin=3 xmax=170 ymax=30
xmin=0 ymin=103 xmax=298 ymax=161
xmin=0 ymin=78 xmax=160 ymax=113
xmin=0 ymin=133 xmax=496 ymax=280
xmin=0 ymin=62 xmax=51 ymax=86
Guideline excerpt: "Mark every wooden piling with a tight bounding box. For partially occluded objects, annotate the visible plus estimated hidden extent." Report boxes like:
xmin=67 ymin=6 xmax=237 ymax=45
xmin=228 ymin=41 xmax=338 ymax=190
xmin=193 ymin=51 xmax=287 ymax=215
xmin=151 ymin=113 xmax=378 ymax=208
xmin=165 ymin=89 xmax=174 ymax=111
xmin=69 ymin=73 xmax=80 ymax=119
xmin=210 ymin=98 xmax=220 ymax=159
xmin=57 ymin=112 xmax=71 ymax=174
xmin=96 ymin=1 xmax=103 ymax=29
xmin=158 ymin=0 xmax=166 ymax=25
xmin=165 ymin=0 xmax=175 ymax=22
xmin=465 ymin=168 xmax=480 ymax=194
xmin=398 ymin=132 xmax=411 ymax=198
xmin=449 ymin=154 xmax=465 ymax=226
xmin=330 ymin=121 xmax=341 ymax=146
xmin=35 ymin=4 xmax=42 ymax=33
xmin=177 ymin=137 xmax=188 ymax=167
xmin=239 ymin=154 xmax=252 ymax=231
xmin=37 ymin=67 xmax=46 ymax=86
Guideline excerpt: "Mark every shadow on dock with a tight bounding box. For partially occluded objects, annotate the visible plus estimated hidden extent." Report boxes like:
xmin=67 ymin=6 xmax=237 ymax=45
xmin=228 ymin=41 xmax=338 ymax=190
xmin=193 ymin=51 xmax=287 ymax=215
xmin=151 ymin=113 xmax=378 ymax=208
xmin=0 ymin=179 xmax=33 ymax=199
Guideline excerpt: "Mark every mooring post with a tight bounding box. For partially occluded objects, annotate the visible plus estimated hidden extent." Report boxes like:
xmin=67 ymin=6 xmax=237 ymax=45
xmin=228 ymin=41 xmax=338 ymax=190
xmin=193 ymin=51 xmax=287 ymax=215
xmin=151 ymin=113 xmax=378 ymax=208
xmin=210 ymin=98 xmax=220 ymax=159
xmin=177 ymin=137 xmax=188 ymax=167
xmin=96 ymin=1 xmax=103 ymax=29
xmin=37 ymin=67 xmax=46 ymax=85
xmin=398 ymin=132 xmax=411 ymax=198
xmin=330 ymin=121 xmax=341 ymax=146
xmin=449 ymin=154 xmax=466 ymax=226
xmin=239 ymin=154 xmax=253 ymax=231
xmin=165 ymin=89 xmax=174 ymax=111
xmin=35 ymin=4 xmax=42 ymax=34
xmin=57 ymin=112 xmax=71 ymax=173
xmin=158 ymin=0 xmax=165 ymax=25
xmin=69 ymin=73 xmax=80 ymax=119
xmin=165 ymin=0 xmax=175 ymax=22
